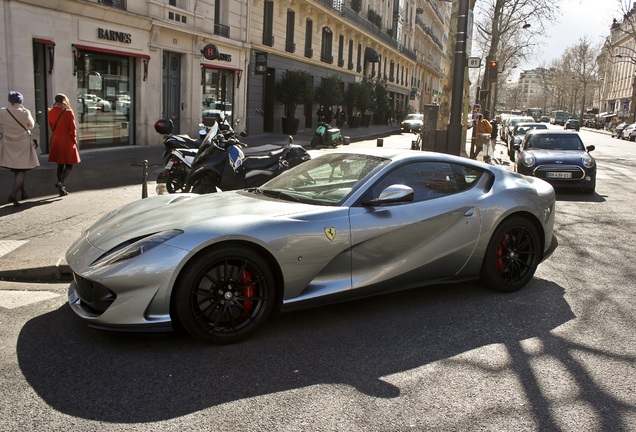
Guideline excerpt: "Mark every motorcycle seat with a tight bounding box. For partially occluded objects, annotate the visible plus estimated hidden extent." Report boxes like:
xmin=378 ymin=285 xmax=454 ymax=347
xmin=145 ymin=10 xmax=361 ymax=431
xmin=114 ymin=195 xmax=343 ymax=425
xmin=243 ymin=149 xmax=285 ymax=170
xmin=170 ymin=134 xmax=200 ymax=148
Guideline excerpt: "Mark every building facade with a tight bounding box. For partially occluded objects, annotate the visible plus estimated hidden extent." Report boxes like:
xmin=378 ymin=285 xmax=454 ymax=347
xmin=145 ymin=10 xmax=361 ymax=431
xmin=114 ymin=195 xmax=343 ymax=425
xmin=598 ymin=13 xmax=636 ymax=123
xmin=1 ymin=0 xmax=449 ymax=152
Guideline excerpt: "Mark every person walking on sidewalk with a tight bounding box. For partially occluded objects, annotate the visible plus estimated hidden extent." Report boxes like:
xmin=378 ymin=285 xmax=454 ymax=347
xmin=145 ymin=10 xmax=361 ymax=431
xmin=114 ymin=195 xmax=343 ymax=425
xmin=48 ymin=93 xmax=80 ymax=196
xmin=0 ymin=91 xmax=40 ymax=206
xmin=476 ymin=112 xmax=493 ymax=162
xmin=490 ymin=115 xmax=499 ymax=161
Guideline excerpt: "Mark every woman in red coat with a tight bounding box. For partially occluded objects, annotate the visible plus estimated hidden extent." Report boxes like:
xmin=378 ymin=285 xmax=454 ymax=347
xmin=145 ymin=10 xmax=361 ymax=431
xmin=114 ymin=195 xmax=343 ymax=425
xmin=48 ymin=93 xmax=80 ymax=196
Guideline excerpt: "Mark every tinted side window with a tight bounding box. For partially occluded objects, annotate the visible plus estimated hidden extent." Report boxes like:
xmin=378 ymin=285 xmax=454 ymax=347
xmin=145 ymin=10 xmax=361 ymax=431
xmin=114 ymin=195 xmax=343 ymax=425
xmin=363 ymin=161 xmax=478 ymax=203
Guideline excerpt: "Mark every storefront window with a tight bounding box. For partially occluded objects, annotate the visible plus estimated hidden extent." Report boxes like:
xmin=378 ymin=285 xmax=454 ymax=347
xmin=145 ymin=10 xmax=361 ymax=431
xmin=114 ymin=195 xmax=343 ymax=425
xmin=202 ymin=67 xmax=234 ymax=127
xmin=76 ymin=50 xmax=135 ymax=148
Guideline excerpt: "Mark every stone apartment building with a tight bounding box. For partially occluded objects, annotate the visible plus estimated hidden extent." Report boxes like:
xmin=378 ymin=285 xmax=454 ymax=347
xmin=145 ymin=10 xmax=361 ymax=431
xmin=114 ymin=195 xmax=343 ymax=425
xmin=0 ymin=0 xmax=449 ymax=152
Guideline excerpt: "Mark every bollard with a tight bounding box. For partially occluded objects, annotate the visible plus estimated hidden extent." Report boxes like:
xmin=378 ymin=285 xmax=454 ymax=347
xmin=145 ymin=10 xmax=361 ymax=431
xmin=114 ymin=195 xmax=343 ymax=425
xmin=141 ymin=160 xmax=148 ymax=199
xmin=377 ymin=138 xmax=383 ymax=147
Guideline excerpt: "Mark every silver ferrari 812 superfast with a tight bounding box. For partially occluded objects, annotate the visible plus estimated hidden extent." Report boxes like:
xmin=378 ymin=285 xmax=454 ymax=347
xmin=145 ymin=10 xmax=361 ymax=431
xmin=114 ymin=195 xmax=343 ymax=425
xmin=67 ymin=148 xmax=558 ymax=343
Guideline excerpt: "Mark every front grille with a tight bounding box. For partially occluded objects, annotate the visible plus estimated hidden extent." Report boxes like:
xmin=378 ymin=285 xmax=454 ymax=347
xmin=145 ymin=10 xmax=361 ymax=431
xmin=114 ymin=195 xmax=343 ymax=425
xmin=533 ymin=164 xmax=585 ymax=180
xmin=73 ymin=273 xmax=116 ymax=314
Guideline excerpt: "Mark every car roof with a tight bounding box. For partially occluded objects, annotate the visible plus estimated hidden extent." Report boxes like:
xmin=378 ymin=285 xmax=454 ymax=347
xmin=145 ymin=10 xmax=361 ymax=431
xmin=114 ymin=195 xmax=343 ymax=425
xmin=526 ymin=129 xmax=581 ymax=136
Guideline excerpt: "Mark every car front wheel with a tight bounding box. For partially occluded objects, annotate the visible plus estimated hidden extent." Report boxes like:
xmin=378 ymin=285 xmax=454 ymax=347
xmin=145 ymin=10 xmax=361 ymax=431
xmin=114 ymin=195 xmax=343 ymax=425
xmin=173 ymin=246 xmax=276 ymax=344
xmin=481 ymin=217 xmax=540 ymax=293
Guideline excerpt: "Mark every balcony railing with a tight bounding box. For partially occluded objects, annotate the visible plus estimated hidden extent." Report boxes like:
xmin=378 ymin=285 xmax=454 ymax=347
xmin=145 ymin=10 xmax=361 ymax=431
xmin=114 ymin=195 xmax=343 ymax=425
xmin=321 ymin=54 xmax=334 ymax=64
xmin=214 ymin=23 xmax=230 ymax=38
xmin=97 ymin=0 xmax=126 ymax=9
xmin=263 ymin=35 xmax=275 ymax=47
xmin=286 ymin=41 xmax=296 ymax=53
xmin=305 ymin=47 xmax=313 ymax=58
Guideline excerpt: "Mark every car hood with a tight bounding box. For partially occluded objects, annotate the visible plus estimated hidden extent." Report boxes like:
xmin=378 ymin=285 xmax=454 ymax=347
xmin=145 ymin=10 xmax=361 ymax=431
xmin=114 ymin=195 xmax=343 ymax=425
xmin=525 ymin=149 xmax=588 ymax=163
xmin=81 ymin=191 xmax=316 ymax=252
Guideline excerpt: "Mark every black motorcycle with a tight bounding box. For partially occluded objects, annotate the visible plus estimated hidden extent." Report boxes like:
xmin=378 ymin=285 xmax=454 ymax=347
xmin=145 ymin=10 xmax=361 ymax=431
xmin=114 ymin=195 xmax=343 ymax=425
xmin=185 ymin=133 xmax=311 ymax=194
xmin=154 ymin=119 xmax=211 ymax=193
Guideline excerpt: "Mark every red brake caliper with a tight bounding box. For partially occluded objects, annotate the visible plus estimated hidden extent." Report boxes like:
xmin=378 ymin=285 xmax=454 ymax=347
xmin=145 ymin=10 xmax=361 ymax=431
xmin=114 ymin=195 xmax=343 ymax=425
xmin=496 ymin=234 xmax=509 ymax=271
xmin=242 ymin=271 xmax=255 ymax=316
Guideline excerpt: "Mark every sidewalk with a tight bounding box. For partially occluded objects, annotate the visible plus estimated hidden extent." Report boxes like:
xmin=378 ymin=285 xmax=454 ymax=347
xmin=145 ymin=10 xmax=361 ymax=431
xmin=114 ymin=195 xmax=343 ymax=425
xmin=0 ymin=123 xmax=401 ymax=284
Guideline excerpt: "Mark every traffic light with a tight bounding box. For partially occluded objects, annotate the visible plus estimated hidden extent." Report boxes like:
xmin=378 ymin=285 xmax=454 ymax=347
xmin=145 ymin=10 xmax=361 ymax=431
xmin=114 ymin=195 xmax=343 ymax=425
xmin=488 ymin=60 xmax=498 ymax=82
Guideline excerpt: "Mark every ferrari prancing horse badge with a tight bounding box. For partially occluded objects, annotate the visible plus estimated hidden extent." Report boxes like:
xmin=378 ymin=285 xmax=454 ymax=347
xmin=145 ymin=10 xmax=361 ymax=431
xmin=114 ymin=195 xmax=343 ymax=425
xmin=324 ymin=227 xmax=336 ymax=241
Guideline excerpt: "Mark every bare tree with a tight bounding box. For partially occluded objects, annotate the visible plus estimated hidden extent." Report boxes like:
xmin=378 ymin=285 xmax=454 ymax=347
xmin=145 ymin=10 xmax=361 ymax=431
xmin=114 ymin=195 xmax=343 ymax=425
xmin=474 ymin=0 xmax=561 ymax=113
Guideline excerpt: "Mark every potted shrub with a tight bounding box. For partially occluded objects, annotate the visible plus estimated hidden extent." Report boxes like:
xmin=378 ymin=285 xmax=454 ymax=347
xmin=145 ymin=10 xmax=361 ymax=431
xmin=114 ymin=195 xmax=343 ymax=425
xmin=275 ymin=69 xmax=314 ymax=135
xmin=345 ymin=82 xmax=362 ymax=128
xmin=373 ymin=79 xmax=390 ymax=125
xmin=359 ymin=78 xmax=374 ymax=127
xmin=314 ymin=75 xmax=344 ymax=114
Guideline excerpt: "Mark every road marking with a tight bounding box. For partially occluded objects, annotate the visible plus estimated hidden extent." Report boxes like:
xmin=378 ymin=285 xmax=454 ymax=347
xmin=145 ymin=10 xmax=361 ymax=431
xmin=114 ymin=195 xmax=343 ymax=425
xmin=0 ymin=240 xmax=28 ymax=258
xmin=0 ymin=290 xmax=61 ymax=309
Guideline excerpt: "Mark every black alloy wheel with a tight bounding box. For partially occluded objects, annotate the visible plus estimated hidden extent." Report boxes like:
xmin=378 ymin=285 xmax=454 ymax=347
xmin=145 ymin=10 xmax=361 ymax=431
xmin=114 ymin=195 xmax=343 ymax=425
xmin=481 ymin=217 xmax=540 ymax=293
xmin=173 ymin=246 xmax=275 ymax=344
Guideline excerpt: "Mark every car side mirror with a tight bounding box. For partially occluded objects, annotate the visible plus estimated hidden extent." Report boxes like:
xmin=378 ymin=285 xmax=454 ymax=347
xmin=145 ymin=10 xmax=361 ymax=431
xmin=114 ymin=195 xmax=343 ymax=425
xmin=362 ymin=184 xmax=414 ymax=206
xmin=513 ymin=143 xmax=520 ymax=151
xmin=586 ymin=145 xmax=595 ymax=152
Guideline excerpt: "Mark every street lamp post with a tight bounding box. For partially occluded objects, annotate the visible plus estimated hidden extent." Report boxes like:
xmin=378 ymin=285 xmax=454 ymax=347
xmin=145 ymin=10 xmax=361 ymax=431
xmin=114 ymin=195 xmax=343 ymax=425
xmin=446 ymin=0 xmax=470 ymax=156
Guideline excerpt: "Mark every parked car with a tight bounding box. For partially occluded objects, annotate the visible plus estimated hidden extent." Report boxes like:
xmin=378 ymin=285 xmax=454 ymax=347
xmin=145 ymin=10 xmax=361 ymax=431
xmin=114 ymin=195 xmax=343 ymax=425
xmin=400 ymin=113 xmax=424 ymax=133
xmin=564 ymin=119 xmax=580 ymax=131
xmin=508 ymin=122 xmax=548 ymax=161
xmin=80 ymin=94 xmax=112 ymax=113
xmin=539 ymin=116 xmax=550 ymax=123
xmin=502 ymin=116 xmax=535 ymax=145
xmin=115 ymin=94 xmax=131 ymax=116
xmin=513 ymin=129 xmax=596 ymax=194
xmin=623 ymin=122 xmax=636 ymax=141
xmin=612 ymin=122 xmax=628 ymax=139
xmin=66 ymin=148 xmax=557 ymax=344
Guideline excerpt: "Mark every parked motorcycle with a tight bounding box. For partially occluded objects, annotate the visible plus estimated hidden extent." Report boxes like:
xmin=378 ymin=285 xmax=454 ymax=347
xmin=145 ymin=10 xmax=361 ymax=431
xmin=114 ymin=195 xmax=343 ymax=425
xmin=154 ymin=119 xmax=217 ymax=193
xmin=186 ymin=134 xmax=311 ymax=194
xmin=310 ymin=122 xmax=346 ymax=148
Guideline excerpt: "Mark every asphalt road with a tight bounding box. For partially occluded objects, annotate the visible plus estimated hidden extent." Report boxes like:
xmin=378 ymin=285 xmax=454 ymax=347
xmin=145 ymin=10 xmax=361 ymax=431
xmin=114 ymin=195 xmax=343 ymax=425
xmin=1 ymin=129 xmax=635 ymax=431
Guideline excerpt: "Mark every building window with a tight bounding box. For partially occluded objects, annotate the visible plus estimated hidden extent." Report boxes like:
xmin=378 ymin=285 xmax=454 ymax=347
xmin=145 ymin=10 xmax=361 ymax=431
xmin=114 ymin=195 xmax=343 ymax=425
xmin=214 ymin=0 xmax=230 ymax=38
xmin=305 ymin=19 xmax=313 ymax=58
xmin=321 ymin=27 xmax=333 ymax=63
xmin=286 ymin=10 xmax=296 ymax=53
xmin=338 ymin=35 xmax=344 ymax=67
xmin=357 ymin=43 xmax=362 ymax=73
xmin=348 ymin=39 xmax=354 ymax=70
xmin=263 ymin=1 xmax=274 ymax=46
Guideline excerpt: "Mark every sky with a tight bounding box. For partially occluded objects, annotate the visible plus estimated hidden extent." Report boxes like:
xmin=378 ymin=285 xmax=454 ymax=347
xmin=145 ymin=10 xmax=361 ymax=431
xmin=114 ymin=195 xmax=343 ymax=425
xmin=476 ymin=0 xmax=618 ymax=78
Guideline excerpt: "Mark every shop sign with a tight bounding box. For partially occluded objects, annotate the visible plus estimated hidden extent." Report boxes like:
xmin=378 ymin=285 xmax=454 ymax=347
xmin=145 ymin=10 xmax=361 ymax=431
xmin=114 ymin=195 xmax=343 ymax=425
xmin=255 ymin=51 xmax=268 ymax=75
xmin=202 ymin=44 xmax=232 ymax=62
xmin=97 ymin=28 xmax=132 ymax=44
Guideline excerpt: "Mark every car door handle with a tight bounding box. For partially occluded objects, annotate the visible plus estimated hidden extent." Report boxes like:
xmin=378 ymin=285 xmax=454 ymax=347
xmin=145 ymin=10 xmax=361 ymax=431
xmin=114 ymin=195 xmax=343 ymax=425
xmin=464 ymin=208 xmax=475 ymax=217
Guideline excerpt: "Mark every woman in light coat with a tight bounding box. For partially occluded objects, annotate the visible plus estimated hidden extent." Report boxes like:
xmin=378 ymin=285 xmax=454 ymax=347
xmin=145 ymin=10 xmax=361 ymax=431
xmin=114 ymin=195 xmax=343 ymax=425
xmin=0 ymin=91 xmax=39 ymax=206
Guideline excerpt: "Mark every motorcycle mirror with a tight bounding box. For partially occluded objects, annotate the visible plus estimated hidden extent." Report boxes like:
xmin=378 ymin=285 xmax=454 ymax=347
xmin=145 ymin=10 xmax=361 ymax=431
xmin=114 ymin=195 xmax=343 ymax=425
xmin=288 ymin=135 xmax=293 ymax=144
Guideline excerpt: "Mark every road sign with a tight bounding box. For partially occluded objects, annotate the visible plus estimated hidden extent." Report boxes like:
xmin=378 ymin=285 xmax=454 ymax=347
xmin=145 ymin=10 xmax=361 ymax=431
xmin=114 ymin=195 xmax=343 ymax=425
xmin=468 ymin=57 xmax=481 ymax=68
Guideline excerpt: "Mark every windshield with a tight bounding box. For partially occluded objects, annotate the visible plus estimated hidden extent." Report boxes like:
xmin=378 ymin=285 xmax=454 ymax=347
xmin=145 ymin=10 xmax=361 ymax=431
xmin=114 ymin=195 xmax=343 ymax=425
xmin=257 ymin=153 xmax=389 ymax=206
xmin=405 ymin=114 xmax=423 ymax=121
xmin=524 ymin=134 xmax=585 ymax=151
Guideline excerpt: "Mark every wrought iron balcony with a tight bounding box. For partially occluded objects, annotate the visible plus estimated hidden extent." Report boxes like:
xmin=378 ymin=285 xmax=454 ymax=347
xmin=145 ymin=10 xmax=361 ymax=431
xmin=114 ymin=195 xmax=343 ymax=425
xmin=305 ymin=47 xmax=313 ymax=58
xmin=214 ymin=23 xmax=230 ymax=38
xmin=286 ymin=41 xmax=296 ymax=53
xmin=321 ymin=54 xmax=334 ymax=64
xmin=97 ymin=0 xmax=126 ymax=8
xmin=263 ymin=35 xmax=275 ymax=47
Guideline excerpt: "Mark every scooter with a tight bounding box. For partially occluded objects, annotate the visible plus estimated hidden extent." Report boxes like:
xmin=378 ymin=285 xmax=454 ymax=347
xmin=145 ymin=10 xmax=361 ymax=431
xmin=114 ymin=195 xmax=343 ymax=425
xmin=154 ymin=119 xmax=218 ymax=193
xmin=185 ymin=134 xmax=311 ymax=195
xmin=310 ymin=122 xmax=346 ymax=148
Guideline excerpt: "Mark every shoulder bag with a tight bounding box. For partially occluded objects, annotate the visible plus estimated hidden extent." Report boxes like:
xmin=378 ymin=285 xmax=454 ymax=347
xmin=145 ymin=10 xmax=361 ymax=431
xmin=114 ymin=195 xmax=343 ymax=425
xmin=6 ymin=108 xmax=38 ymax=149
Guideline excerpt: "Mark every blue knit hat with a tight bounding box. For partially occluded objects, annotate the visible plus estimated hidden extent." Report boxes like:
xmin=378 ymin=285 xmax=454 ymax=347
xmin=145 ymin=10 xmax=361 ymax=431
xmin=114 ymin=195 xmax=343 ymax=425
xmin=8 ymin=91 xmax=23 ymax=104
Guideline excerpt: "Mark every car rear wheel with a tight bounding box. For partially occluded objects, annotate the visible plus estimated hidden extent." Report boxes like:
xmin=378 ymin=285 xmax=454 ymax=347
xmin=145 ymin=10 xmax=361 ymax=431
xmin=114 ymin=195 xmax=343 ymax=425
xmin=481 ymin=217 xmax=540 ymax=293
xmin=173 ymin=246 xmax=275 ymax=344
xmin=192 ymin=179 xmax=219 ymax=194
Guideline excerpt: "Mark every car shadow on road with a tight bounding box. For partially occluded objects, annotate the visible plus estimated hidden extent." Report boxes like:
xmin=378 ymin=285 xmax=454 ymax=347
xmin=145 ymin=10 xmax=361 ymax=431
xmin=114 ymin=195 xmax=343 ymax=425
xmin=15 ymin=278 xmax=581 ymax=424
xmin=555 ymin=190 xmax=606 ymax=203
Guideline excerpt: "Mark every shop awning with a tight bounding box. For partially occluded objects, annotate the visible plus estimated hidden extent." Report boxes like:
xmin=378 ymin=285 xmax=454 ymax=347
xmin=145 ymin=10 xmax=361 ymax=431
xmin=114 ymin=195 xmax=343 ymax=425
xmin=201 ymin=63 xmax=242 ymax=71
xmin=34 ymin=39 xmax=56 ymax=46
xmin=364 ymin=47 xmax=380 ymax=63
xmin=73 ymin=44 xmax=150 ymax=59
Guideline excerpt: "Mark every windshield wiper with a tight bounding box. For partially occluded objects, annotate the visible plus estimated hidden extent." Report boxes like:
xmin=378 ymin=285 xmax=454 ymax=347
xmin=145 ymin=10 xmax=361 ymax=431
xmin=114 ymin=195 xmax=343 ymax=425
xmin=257 ymin=188 xmax=301 ymax=202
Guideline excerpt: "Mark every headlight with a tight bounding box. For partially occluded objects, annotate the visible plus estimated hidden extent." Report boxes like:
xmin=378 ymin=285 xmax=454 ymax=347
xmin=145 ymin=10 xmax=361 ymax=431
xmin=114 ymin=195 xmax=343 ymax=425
xmin=91 ymin=229 xmax=183 ymax=268
xmin=582 ymin=154 xmax=595 ymax=168
xmin=521 ymin=153 xmax=536 ymax=168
